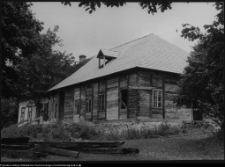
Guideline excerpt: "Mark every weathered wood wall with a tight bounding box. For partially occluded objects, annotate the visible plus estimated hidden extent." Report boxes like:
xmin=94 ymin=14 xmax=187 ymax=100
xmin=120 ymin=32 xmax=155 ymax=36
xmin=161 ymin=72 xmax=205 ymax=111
xmin=80 ymin=86 xmax=86 ymax=120
xmin=137 ymin=72 xmax=151 ymax=118
xmin=74 ymin=88 xmax=80 ymax=115
xmin=119 ymin=76 xmax=128 ymax=119
xmin=107 ymin=77 xmax=119 ymax=120
xmin=85 ymin=85 xmax=92 ymax=120
xmin=98 ymin=81 xmax=106 ymax=120
xmin=92 ymin=83 xmax=98 ymax=120
xmin=128 ymin=73 xmax=138 ymax=118
xmin=64 ymin=88 xmax=74 ymax=123
xmin=64 ymin=88 xmax=74 ymax=116
xmin=52 ymin=69 xmax=192 ymax=123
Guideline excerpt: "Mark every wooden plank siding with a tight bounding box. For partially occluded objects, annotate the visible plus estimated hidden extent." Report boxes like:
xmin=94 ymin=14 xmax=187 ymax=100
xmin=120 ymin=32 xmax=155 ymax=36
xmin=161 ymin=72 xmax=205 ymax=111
xmin=128 ymin=73 xmax=138 ymax=118
xmin=64 ymin=88 xmax=74 ymax=123
xmin=98 ymin=81 xmax=106 ymax=120
xmin=73 ymin=88 xmax=80 ymax=123
xmin=137 ymin=71 xmax=151 ymax=118
xmin=106 ymin=78 xmax=119 ymax=120
xmin=119 ymin=75 xmax=128 ymax=120
xmin=49 ymin=68 xmax=192 ymax=123
xmin=92 ymin=83 xmax=98 ymax=120
xmin=80 ymin=86 xmax=86 ymax=120
xmin=85 ymin=85 xmax=92 ymax=120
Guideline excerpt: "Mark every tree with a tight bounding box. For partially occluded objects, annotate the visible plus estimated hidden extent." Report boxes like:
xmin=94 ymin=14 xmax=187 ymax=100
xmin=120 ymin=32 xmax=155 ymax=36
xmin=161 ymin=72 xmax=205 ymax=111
xmin=62 ymin=1 xmax=172 ymax=14
xmin=1 ymin=2 xmax=77 ymax=127
xmin=1 ymin=97 xmax=18 ymax=129
xmin=177 ymin=2 xmax=224 ymax=130
xmin=1 ymin=2 xmax=44 ymax=99
xmin=14 ymin=26 xmax=76 ymax=119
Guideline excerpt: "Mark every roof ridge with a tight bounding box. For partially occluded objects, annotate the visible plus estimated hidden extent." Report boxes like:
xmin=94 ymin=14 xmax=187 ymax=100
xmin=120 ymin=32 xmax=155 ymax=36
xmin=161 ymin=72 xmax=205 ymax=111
xmin=109 ymin=33 xmax=154 ymax=50
xmin=152 ymin=34 xmax=189 ymax=54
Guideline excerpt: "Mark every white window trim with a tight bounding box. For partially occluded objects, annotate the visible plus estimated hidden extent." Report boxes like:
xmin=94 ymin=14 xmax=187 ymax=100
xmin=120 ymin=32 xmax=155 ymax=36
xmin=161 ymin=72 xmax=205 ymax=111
xmin=152 ymin=89 xmax=163 ymax=108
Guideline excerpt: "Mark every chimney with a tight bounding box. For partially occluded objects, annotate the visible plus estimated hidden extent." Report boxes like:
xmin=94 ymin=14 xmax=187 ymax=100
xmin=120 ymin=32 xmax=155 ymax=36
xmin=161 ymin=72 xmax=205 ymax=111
xmin=79 ymin=55 xmax=86 ymax=63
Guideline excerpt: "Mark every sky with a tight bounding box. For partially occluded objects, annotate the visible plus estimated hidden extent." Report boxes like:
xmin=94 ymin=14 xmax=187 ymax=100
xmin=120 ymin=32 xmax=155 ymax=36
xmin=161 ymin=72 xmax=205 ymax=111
xmin=30 ymin=2 xmax=218 ymax=61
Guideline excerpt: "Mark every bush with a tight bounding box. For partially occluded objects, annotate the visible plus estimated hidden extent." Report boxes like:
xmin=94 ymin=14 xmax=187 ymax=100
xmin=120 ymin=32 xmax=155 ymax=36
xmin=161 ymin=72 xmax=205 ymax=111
xmin=79 ymin=125 xmax=99 ymax=140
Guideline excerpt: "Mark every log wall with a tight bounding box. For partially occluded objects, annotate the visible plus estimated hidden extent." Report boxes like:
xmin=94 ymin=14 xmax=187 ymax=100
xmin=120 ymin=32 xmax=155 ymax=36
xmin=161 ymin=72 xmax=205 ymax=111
xmin=85 ymin=85 xmax=92 ymax=120
xmin=128 ymin=73 xmax=138 ymax=118
xmin=137 ymin=71 xmax=151 ymax=117
xmin=80 ymin=86 xmax=86 ymax=120
xmin=49 ymin=69 xmax=192 ymax=124
xmin=92 ymin=83 xmax=98 ymax=120
xmin=119 ymin=76 xmax=128 ymax=119
xmin=107 ymin=78 xmax=119 ymax=120
xmin=64 ymin=88 xmax=74 ymax=116
xmin=98 ymin=81 xmax=106 ymax=120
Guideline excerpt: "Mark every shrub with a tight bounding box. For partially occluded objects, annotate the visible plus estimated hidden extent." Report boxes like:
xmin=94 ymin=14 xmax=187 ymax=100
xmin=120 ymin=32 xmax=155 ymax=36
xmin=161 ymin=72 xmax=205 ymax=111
xmin=104 ymin=129 xmax=121 ymax=141
xmin=79 ymin=125 xmax=99 ymax=140
xmin=126 ymin=127 xmax=142 ymax=139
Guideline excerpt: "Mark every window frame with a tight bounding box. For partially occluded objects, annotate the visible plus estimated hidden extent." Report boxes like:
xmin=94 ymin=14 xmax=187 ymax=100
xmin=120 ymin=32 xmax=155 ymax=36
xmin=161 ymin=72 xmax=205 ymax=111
xmin=152 ymin=89 xmax=163 ymax=108
xmin=87 ymin=97 xmax=92 ymax=113
xmin=98 ymin=93 xmax=105 ymax=111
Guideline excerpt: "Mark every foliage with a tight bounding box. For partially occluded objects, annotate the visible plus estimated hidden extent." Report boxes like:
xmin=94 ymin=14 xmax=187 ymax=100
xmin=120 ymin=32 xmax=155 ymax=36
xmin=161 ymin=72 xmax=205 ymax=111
xmin=62 ymin=1 xmax=172 ymax=14
xmin=177 ymin=2 xmax=224 ymax=129
xmin=2 ymin=2 xmax=78 ymax=128
xmin=15 ymin=27 xmax=76 ymax=98
xmin=2 ymin=2 xmax=76 ymax=98
xmin=2 ymin=2 xmax=44 ymax=99
xmin=1 ymin=98 xmax=18 ymax=129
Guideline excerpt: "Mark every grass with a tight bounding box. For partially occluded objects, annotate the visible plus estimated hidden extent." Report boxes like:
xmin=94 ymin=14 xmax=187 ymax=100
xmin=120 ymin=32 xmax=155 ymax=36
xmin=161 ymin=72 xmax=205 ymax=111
xmin=1 ymin=121 xmax=224 ymax=161
xmin=1 ymin=121 xmax=188 ymax=141
xmin=1 ymin=134 xmax=224 ymax=161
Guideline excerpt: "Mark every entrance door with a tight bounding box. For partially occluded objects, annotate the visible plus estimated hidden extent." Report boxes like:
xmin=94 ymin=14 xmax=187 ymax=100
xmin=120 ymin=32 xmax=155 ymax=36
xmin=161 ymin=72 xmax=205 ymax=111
xmin=59 ymin=92 xmax=65 ymax=122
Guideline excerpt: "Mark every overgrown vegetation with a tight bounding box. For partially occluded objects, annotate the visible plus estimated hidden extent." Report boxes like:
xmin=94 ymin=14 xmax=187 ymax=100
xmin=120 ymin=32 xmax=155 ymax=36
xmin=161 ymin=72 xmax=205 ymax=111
xmin=177 ymin=2 xmax=224 ymax=133
xmin=1 ymin=121 xmax=219 ymax=142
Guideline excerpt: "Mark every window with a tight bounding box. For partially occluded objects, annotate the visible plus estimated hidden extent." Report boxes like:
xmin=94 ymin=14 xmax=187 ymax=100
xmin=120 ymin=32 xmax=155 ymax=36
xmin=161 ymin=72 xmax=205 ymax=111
xmin=28 ymin=106 xmax=32 ymax=122
xmin=87 ymin=98 xmax=92 ymax=113
xmin=97 ymin=50 xmax=119 ymax=69
xmin=20 ymin=107 xmax=25 ymax=122
xmin=99 ymin=94 xmax=105 ymax=111
xmin=120 ymin=89 xmax=128 ymax=109
xmin=153 ymin=89 xmax=163 ymax=108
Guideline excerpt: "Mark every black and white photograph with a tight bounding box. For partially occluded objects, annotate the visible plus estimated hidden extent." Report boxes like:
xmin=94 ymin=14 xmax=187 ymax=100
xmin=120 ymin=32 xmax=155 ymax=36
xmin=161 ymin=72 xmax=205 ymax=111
xmin=1 ymin=1 xmax=224 ymax=163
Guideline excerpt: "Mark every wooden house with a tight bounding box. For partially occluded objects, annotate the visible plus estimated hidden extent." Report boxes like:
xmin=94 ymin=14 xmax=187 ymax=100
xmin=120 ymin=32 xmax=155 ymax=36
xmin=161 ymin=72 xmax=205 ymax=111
xmin=18 ymin=34 xmax=193 ymax=124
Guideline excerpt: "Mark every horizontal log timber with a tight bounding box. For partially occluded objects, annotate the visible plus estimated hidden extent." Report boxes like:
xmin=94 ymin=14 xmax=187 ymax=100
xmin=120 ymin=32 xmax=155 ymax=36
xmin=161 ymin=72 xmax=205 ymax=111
xmin=1 ymin=144 xmax=31 ymax=150
xmin=1 ymin=148 xmax=39 ymax=159
xmin=36 ymin=144 xmax=79 ymax=158
xmin=129 ymin=86 xmax=156 ymax=90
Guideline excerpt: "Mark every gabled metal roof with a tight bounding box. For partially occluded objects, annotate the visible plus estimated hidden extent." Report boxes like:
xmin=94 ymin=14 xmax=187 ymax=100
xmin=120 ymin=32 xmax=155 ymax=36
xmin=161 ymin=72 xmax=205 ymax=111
xmin=48 ymin=33 xmax=189 ymax=91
